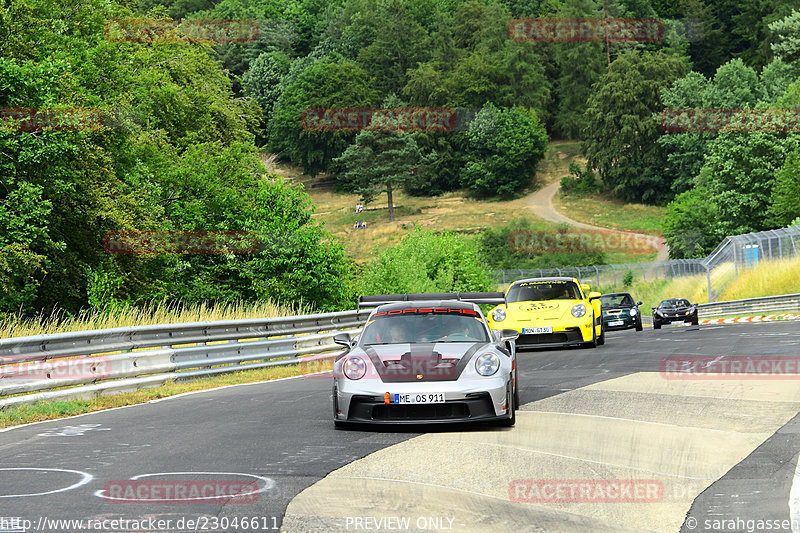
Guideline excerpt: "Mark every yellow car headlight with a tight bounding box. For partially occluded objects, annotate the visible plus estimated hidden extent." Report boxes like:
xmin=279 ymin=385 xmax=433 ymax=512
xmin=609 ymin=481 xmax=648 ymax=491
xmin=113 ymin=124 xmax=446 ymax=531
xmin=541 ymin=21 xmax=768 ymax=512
xmin=492 ymin=308 xmax=506 ymax=322
xmin=571 ymin=304 xmax=587 ymax=318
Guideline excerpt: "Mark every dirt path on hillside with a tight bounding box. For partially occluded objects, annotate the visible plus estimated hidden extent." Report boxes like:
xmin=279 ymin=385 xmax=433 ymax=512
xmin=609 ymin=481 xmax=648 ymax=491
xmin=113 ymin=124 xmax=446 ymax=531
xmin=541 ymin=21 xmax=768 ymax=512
xmin=526 ymin=179 xmax=671 ymax=262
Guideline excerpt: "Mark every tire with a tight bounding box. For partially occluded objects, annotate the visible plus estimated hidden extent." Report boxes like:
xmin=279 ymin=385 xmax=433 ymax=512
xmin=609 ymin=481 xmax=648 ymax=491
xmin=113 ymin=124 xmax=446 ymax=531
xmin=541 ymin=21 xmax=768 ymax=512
xmin=653 ymin=320 xmax=661 ymax=330
xmin=584 ymin=314 xmax=598 ymax=347
xmin=635 ymin=319 xmax=643 ymax=332
xmin=498 ymin=386 xmax=516 ymax=427
xmin=513 ymin=368 xmax=520 ymax=410
xmin=691 ymin=313 xmax=699 ymax=326
xmin=596 ymin=323 xmax=605 ymax=346
xmin=333 ymin=385 xmax=347 ymax=429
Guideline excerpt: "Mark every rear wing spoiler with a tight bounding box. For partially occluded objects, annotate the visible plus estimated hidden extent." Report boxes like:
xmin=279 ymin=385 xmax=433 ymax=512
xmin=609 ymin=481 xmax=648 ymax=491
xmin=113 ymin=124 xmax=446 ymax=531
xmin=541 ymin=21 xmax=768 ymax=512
xmin=358 ymin=292 xmax=506 ymax=309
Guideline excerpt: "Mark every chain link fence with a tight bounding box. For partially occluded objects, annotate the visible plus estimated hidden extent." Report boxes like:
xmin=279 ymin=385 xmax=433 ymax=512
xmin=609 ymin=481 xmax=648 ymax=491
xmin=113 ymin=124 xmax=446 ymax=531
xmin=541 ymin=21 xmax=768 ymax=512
xmin=491 ymin=225 xmax=800 ymax=302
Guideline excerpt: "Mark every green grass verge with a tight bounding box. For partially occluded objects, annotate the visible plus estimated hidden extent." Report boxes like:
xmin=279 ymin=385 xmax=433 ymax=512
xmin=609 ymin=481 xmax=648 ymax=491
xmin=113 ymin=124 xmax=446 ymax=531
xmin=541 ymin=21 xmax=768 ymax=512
xmin=554 ymin=191 xmax=666 ymax=235
xmin=0 ymin=359 xmax=332 ymax=429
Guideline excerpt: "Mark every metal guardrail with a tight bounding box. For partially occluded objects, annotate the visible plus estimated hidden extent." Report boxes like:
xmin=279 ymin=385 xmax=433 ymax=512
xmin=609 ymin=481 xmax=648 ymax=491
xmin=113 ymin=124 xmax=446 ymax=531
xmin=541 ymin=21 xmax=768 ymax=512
xmin=1 ymin=293 xmax=797 ymax=408
xmin=697 ymin=293 xmax=800 ymax=319
xmin=0 ymin=309 xmax=372 ymax=408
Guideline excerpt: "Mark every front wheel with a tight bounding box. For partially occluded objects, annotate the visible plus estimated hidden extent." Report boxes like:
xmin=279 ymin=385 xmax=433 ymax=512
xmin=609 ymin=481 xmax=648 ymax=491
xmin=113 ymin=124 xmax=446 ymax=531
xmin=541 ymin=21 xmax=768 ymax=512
xmin=635 ymin=319 xmax=643 ymax=332
xmin=653 ymin=320 xmax=661 ymax=330
xmin=596 ymin=323 xmax=605 ymax=346
xmin=691 ymin=313 xmax=699 ymax=326
xmin=498 ymin=387 xmax=516 ymax=427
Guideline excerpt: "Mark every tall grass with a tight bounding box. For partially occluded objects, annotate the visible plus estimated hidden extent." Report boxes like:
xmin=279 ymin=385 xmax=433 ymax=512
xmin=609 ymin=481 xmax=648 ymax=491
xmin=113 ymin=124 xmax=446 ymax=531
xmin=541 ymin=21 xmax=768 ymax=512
xmin=0 ymin=299 xmax=310 ymax=339
xmin=594 ymin=259 xmax=796 ymax=311
xmin=720 ymin=256 xmax=800 ymax=301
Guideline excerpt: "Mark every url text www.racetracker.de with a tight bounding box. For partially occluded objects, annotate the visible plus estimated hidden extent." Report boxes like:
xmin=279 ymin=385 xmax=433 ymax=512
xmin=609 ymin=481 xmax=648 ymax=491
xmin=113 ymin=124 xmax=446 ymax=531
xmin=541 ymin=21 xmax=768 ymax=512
xmin=0 ymin=516 xmax=280 ymax=532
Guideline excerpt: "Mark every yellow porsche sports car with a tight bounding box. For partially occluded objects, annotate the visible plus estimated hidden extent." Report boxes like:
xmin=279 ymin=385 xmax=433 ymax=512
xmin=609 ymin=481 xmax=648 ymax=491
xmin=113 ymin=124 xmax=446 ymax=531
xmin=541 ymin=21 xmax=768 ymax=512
xmin=487 ymin=277 xmax=604 ymax=349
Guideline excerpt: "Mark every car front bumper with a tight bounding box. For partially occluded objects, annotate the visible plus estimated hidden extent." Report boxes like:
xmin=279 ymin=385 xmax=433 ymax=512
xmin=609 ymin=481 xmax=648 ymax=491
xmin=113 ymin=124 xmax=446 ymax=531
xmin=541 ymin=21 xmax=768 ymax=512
xmin=334 ymin=377 xmax=511 ymax=424
xmin=490 ymin=317 xmax=597 ymax=348
xmin=602 ymin=313 xmax=639 ymax=330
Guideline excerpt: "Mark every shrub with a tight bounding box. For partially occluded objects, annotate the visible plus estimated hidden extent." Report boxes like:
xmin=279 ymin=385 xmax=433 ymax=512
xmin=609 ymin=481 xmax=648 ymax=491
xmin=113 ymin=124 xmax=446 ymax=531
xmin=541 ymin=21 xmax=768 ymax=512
xmin=359 ymin=228 xmax=494 ymax=295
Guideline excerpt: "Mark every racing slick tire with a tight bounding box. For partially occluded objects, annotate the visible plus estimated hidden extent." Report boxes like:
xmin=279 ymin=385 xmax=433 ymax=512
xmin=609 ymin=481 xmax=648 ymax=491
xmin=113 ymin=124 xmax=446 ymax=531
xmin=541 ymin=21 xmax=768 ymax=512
xmin=498 ymin=386 xmax=516 ymax=427
xmin=333 ymin=386 xmax=350 ymax=429
xmin=583 ymin=316 xmax=598 ymax=348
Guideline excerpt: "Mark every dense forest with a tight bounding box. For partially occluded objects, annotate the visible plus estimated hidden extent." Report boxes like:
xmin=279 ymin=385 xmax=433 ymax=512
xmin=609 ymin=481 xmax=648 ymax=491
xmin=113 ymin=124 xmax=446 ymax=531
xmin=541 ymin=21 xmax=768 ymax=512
xmin=2 ymin=0 xmax=800 ymax=316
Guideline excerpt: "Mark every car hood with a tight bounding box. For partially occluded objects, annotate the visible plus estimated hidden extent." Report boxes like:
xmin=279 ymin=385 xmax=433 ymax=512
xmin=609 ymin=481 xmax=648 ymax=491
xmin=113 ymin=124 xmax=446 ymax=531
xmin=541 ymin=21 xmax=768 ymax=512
xmin=506 ymin=300 xmax=583 ymax=321
xmin=656 ymin=306 xmax=694 ymax=314
xmin=602 ymin=306 xmax=635 ymax=313
xmin=350 ymin=342 xmax=489 ymax=382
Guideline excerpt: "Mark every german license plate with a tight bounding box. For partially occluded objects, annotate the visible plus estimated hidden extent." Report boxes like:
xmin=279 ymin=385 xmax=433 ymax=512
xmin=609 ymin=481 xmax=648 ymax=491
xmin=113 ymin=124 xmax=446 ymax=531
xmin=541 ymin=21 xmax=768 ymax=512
xmin=609 ymin=320 xmax=624 ymax=327
xmin=394 ymin=393 xmax=445 ymax=404
xmin=523 ymin=327 xmax=553 ymax=334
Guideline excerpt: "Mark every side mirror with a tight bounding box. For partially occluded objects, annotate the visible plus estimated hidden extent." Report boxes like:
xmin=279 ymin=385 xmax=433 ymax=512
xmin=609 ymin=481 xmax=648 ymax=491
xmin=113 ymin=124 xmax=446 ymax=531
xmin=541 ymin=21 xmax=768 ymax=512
xmin=692 ymin=303 xmax=698 ymax=307
xmin=651 ymin=307 xmax=656 ymax=311
xmin=637 ymin=301 xmax=643 ymax=306
xmin=581 ymin=283 xmax=591 ymax=291
xmin=588 ymin=291 xmax=601 ymax=301
xmin=333 ymin=333 xmax=352 ymax=347
xmin=500 ymin=329 xmax=519 ymax=343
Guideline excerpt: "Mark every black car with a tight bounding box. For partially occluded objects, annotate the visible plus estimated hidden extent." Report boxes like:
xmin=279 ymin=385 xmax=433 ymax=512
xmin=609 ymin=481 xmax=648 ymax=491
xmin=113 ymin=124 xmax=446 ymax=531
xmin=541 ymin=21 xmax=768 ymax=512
xmin=652 ymin=298 xmax=699 ymax=329
xmin=600 ymin=292 xmax=643 ymax=332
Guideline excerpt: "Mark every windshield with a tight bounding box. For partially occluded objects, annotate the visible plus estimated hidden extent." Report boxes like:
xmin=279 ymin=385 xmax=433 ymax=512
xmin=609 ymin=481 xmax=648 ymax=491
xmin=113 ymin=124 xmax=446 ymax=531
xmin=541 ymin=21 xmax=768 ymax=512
xmin=659 ymin=299 xmax=691 ymax=308
xmin=361 ymin=311 xmax=489 ymax=344
xmin=600 ymin=294 xmax=634 ymax=307
xmin=507 ymin=281 xmax=581 ymax=303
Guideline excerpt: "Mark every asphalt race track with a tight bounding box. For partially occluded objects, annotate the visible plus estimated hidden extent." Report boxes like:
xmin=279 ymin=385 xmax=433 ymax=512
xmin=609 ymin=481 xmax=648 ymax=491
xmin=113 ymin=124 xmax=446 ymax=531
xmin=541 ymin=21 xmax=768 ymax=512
xmin=2 ymin=321 xmax=800 ymax=533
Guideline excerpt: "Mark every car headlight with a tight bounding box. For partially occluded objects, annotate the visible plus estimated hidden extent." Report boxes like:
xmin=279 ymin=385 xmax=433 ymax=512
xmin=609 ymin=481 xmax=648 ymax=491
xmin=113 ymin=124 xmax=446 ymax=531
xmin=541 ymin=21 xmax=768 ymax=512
xmin=685 ymin=311 xmax=690 ymax=315
xmin=571 ymin=304 xmax=587 ymax=318
xmin=475 ymin=353 xmax=500 ymax=376
xmin=343 ymin=356 xmax=367 ymax=380
xmin=492 ymin=308 xmax=506 ymax=322
xmin=630 ymin=308 xmax=637 ymax=316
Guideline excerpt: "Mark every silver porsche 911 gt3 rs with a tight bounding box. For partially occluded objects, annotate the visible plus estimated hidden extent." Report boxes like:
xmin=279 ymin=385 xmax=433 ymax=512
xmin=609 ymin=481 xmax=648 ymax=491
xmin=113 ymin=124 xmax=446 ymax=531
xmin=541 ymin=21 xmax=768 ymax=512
xmin=332 ymin=292 xmax=520 ymax=428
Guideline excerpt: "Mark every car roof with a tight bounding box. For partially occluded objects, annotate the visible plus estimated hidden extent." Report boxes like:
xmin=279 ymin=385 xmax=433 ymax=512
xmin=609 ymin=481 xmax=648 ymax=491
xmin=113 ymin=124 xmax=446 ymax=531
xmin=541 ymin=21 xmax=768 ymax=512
xmin=601 ymin=292 xmax=632 ymax=297
xmin=372 ymin=300 xmax=479 ymax=312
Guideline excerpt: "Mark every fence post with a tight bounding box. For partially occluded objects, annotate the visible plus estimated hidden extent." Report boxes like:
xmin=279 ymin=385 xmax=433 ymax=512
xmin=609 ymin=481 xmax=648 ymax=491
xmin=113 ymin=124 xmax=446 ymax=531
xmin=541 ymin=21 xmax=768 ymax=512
xmin=594 ymin=266 xmax=600 ymax=286
xmin=611 ymin=264 xmax=616 ymax=285
xmin=640 ymin=262 xmax=646 ymax=281
xmin=706 ymin=264 xmax=713 ymax=303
